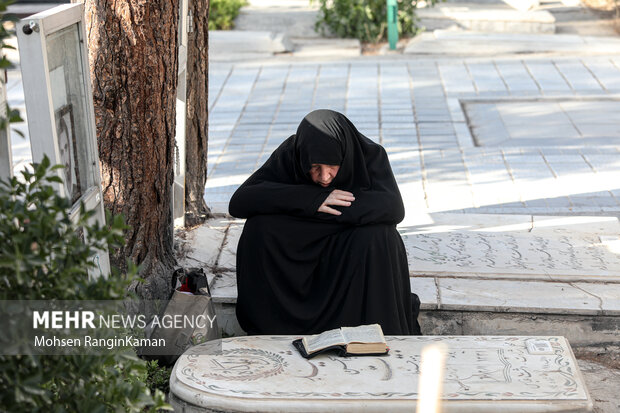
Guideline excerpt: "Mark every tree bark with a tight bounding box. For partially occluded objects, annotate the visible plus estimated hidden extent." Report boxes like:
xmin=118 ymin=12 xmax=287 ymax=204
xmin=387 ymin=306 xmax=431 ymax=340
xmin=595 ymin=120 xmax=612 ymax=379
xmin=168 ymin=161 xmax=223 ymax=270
xmin=185 ymin=0 xmax=212 ymax=227
xmin=84 ymin=0 xmax=179 ymax=299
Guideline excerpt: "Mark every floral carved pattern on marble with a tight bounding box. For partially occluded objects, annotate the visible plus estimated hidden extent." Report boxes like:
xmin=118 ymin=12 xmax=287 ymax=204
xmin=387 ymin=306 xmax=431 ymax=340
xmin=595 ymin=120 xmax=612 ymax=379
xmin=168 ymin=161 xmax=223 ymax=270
xmin=174 ymin=336 xmax=588 ymax=401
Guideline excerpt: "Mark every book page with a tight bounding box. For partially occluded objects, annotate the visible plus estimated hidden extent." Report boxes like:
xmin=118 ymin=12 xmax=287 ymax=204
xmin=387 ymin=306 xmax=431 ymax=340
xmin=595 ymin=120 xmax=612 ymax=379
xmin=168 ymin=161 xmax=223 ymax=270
xmin=341 ymin=324 xmax=385 ymax=344
xmin=303 ymin=328 xmax=346 ymax=353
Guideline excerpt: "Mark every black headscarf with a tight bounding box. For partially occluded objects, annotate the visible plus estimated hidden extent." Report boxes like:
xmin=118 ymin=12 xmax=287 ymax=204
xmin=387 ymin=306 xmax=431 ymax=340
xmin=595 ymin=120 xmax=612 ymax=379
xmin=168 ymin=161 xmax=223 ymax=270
xmin=229 ymin=109 xmax=405 ymax=225
xmin=295 ymin=110 xmax=345 ymax=178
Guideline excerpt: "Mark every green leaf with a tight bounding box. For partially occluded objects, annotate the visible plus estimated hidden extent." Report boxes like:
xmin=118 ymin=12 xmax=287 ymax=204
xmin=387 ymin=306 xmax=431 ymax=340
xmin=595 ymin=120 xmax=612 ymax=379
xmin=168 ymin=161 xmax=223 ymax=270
xmin=46 ymin=176 xmax=63 ymax=184
xmin=8 ymin=108 xmax=22 ymax=123
xmin=0 ymin=152 xmax=159 ymax=411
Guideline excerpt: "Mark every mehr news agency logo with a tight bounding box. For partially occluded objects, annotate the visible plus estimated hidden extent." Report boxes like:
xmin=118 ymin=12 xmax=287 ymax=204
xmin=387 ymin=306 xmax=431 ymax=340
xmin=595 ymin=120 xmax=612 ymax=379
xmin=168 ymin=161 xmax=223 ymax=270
xmin=32 ymin=310 xmax=217 ymax=350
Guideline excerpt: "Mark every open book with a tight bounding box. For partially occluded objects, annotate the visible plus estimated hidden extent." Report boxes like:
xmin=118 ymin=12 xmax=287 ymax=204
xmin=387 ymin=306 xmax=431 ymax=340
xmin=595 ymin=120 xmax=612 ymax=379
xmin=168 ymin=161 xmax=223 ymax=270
xmin=292 ymin=324 xmax=388 ymax=359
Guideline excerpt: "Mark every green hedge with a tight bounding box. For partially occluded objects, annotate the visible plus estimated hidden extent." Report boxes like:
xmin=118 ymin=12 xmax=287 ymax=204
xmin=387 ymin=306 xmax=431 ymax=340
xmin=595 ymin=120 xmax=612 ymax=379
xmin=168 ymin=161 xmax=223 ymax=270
xmin=209 ymin=0 xmax=248 ymax=30
xmin=312 ymin=0 xmax=438 ymax=43
xmin=0 ymin=159 xmax=170 ymax=412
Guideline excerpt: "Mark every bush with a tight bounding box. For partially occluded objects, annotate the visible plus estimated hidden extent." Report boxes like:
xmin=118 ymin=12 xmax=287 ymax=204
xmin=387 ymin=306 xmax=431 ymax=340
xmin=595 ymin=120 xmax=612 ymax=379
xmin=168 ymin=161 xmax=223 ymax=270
xmin=209 ymin=0 xmax=248 ymax=30
xmin=312 ymin=0 xmax=438 ymax=43
xmin=144 ymin=360 xmax=173 ymax=396
xmin=0 ymin=158 xmax=171 ymax=412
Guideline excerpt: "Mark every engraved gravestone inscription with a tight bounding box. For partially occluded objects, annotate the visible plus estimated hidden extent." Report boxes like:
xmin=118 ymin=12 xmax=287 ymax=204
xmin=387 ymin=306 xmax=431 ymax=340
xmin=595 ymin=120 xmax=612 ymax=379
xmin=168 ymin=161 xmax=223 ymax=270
xmin=402 ymin=231 xmax=620 ymax=280
xmin=170 ymin=335 xmax=591 ymax=412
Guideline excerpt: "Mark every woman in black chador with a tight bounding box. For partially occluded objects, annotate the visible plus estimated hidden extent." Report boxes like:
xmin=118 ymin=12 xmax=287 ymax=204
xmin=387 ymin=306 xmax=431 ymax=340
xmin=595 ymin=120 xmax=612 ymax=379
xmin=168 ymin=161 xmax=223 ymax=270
xmin=229 ymin=109 xmax=421 ymax=336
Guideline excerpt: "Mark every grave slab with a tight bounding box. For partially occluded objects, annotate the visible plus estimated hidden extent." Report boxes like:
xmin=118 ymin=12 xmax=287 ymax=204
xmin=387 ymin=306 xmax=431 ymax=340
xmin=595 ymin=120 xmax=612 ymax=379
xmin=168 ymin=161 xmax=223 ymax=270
xmin=573 ymin=282 xmax=620 ymax=314
xmin=404 ymin=31 xmax=620 ymax=56
xmin=290 ymin=38 xmax=362 ymax=58
xmin=169 ymin=335 xmax=592 ymax=412
xmin=210 ymin=272 xmax=238 ymax=304
xmin=209 ymin=30 xmax=292 ymax=54
xmin=400 ymin=212 xmax=620 ymax=282
xmin=402 ymin=227 xmax=620 ymax=282
xmin=184 ymin=218 xmax=230 ymax=268
xmin=217 ymin=222 xmax=244 ymax=270
xmin=438 ymin=278 xmax=602 ymax=315
xmin=417 ymin=3 xmax=555 ymax=34
xmin=410 ymin=276 xmax=438 ymax=309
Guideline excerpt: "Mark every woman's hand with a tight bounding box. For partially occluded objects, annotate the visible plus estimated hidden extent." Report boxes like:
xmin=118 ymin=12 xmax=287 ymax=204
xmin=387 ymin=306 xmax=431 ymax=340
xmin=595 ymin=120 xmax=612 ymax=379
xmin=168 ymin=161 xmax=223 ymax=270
xmin=318 ymin=190 xmax=355 ymax=215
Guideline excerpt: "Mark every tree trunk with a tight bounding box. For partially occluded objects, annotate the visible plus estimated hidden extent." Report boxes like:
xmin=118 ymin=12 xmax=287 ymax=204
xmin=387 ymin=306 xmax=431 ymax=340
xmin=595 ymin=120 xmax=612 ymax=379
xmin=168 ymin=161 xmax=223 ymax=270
xmin=84 ymin=0 xmax=179 ymax=299
xmin=185 ymin=0 xmax=212 ymax=227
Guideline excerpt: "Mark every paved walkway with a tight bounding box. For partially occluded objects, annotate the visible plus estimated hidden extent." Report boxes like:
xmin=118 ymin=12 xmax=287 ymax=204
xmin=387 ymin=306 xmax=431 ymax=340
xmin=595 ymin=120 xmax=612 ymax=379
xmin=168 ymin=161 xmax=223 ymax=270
xmin=206 ymin=56 xmax=620 ymax=218
xmin=196 ymin=5 xmax=620 ymax=363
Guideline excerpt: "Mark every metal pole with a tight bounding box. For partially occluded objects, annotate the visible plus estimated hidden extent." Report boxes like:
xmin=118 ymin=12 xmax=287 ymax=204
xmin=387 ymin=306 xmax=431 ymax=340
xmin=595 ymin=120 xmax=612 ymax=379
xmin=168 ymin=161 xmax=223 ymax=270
xmin=387 ymin=0 xmax=398 ymax=50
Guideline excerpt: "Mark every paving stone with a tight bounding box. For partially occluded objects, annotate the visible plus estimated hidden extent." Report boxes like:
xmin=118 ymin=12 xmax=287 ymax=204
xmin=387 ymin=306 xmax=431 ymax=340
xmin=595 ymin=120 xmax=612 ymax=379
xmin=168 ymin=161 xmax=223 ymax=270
xmin=417 ymin=113 xmax=453 ymax=123
xmin=437 ymin=62 xmax=476 ymax=94
xmin=415 ymin=107 xmax=451 ymax=116
xmin=210 ymin=272 xmax=238 ymax=303
xmin=561 ymin=100 xmax=620 ymax=123
xmin=418 ymin=122 xmax=456 ymax=135
xmin=185 ymin=219 xmax=230 ymax=268
xmin=575 ymin=123 xmax=620 ymax=137
xmin=444 ymin=97 xmax=464 ymax=122
xmin=494 ymin=61 xmax=540 ymax=92
xmin=542 ymin=153 xmax=586 ymax=163
xmin=573 ymin=282 xmax=620 ymax=315
xmin=409 ymin=277 xmax=438 ymax=309
xmin=380 ymin=115 xmax=415 ymax=124
xmin=582 ymin=59 xmax=620 ymax=91
xmin=543 ymin=196 xmax=573 ymax=207
xmin=438 ymin=278 xmax=601 ymax=314
xmin=524 ymin=198 xmax=549 ymax=207
xmin=507 ymin=123 xmax=581 ymax=139
xmin=466 ymin=62 xmax=507 ymax=92
xmin=524 ymin=62 xmax=572 ymax=92
xmin=548 ymin=162 xmax=595 ymax=177
xmin=452 ymin=123 xmax=475 ymax=148
xmin=554 ymin=60 xmax=604 ymax=92
xmin=216 ymin=222 xmax=244 ymax=270
xmin=467 ymin=166 xmax=512 ymax=182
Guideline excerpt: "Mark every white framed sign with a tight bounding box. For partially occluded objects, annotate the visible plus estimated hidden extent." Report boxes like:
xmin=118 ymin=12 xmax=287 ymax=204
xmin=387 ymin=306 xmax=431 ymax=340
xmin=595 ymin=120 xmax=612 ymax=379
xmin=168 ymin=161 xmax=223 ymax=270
xmin=17 ymin=3 xmax=110 ymax=278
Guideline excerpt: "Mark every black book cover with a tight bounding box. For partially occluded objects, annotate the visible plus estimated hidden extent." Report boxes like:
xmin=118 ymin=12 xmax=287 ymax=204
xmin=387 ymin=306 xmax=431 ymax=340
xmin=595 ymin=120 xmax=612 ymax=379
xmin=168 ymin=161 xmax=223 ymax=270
xmin=292 ymin=338 xmax=389 ymax=359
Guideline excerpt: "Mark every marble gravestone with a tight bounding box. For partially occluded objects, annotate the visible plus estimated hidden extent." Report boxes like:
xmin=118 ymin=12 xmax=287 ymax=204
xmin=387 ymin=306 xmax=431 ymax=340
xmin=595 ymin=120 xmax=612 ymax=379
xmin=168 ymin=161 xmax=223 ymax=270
xmin=402 ymin=230 xmax=620 ymax=282
xmin=169 ymin=336 xmax=592 ymax=413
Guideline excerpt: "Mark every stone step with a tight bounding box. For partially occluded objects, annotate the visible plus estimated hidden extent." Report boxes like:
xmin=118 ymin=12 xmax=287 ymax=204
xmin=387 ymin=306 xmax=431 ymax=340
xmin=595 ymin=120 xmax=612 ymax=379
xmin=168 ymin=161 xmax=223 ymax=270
xmin=208 ymin=31 xmax=361 ymax=60
xmin=405 ymin=30 xmax=620 ymax=56
xmin=291 ymin=38 xmax=361 ymax=58
xmin=234 ymin=3 xmax=322 ymax=38
xmin=209 ymin=30 xmax=293 ymax=57
xmin=179 ymin=214 xmax=620 ymax=345
xmin=208 ymin=275 xmax=620 ymax=346
xmin=416 ymin=3 xmax=555 ymax=34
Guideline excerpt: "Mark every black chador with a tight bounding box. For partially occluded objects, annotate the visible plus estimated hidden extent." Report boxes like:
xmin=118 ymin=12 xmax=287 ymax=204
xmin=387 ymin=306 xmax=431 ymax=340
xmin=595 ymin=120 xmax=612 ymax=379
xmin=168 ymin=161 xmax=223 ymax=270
xmin=229 ymin=109 xmax=421 ymax=335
